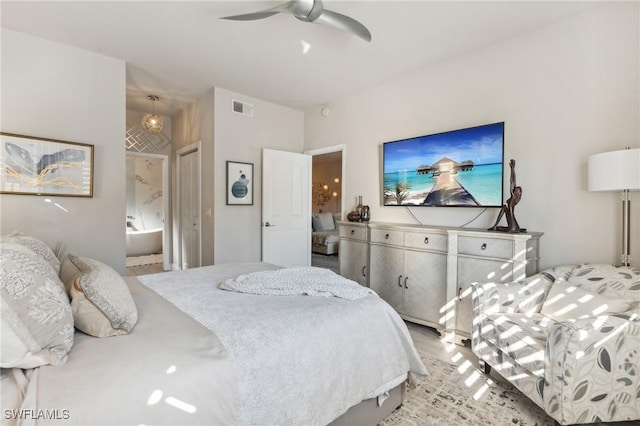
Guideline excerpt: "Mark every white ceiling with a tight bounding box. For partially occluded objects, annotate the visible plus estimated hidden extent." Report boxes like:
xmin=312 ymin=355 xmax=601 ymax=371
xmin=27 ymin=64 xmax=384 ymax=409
xmin=1 ymin=1 xmax=600 ymax=117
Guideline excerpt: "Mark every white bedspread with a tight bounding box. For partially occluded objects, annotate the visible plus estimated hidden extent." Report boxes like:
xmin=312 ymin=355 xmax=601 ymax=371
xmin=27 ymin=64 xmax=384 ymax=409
xmin=219 ymin=266 xmax=376 ymax=299
xmin=139 ymin=262 xmax=427 ymax=426
xmin=3 ymin=277 xmax=237 ymax=426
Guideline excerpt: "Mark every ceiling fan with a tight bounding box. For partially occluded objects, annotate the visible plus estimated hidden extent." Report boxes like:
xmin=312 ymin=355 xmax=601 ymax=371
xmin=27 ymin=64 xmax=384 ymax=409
xmin=221 ymin=0 xmax=372 ymax=42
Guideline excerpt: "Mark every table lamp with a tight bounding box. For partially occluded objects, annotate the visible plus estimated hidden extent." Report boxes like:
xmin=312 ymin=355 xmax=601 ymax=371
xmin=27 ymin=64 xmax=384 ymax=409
xmin=588 ymin=147 xmax=640 ymax=266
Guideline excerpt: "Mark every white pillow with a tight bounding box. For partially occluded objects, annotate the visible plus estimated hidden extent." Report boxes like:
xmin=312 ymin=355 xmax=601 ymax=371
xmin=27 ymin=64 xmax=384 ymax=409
xmin=1 ymin=231 xmax=61 ymax=274
xmin=312 ymin=212 xmax=335 ymax=232
xmin=67 ymin=255 xmax=138 ymax=334
xmin=540 ymin=283 xmax=631 ymax=321
xmin=0 ymin=242 xmax=73 ymax=368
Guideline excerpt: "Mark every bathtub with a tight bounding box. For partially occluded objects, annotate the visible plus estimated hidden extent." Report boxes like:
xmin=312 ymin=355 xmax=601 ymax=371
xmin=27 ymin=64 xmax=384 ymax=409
xmin=126 ymin=228 xmax=163 ymax=257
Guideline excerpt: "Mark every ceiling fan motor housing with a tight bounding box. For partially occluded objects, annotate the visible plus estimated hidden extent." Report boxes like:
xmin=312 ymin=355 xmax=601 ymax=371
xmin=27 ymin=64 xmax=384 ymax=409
xmin=293 ymin=0 xmax=324 ymax=22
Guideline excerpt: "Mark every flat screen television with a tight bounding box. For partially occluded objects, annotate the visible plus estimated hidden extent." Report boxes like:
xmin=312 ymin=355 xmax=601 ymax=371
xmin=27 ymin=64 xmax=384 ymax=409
xmin=383 ymin=122 xmax=504 ymax=207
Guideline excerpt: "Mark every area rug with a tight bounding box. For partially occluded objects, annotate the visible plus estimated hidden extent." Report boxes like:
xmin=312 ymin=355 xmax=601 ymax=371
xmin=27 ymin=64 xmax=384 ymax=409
xmin=126 ymin=253 xmax=162 ymax=267
xmin=380 ymin=354 xmax=554 ymax=426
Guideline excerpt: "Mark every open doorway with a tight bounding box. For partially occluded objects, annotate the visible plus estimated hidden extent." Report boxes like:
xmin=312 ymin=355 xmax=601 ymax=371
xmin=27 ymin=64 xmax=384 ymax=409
xmin=125 ymin=152 xmax=170 ymax=273
xmin=305 ymin=145 xmax=345 ymax=273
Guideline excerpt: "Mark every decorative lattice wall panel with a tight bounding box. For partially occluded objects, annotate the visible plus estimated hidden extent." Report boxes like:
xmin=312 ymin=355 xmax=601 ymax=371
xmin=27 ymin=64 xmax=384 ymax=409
xmin=125 ymin=123 xmax=171 ymax=153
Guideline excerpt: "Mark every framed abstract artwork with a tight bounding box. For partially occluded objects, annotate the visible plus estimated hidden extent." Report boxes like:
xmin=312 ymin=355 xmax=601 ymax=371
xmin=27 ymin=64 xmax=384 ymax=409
xmin=226 ymin=161 xmax=253 ymax=205
xmin=0 ymin=132 xmax=94 ymax=197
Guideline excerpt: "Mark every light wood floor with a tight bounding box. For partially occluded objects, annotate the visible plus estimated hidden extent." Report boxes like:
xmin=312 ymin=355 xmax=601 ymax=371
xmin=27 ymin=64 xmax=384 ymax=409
xmin=406 ymin=322 xmax=475 ymax=363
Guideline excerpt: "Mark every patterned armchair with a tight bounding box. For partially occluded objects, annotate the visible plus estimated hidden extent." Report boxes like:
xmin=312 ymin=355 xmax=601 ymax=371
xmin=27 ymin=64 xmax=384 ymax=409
xmin=471 ymin=264 xmax=640 ymax=425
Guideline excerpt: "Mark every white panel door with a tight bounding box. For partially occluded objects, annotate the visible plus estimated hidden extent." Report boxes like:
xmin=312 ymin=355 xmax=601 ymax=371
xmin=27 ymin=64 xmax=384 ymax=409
xmin=262 ymin=149 xmax=311 ymax=267
xmin=180 ymin=148 xmax=200 ymax=269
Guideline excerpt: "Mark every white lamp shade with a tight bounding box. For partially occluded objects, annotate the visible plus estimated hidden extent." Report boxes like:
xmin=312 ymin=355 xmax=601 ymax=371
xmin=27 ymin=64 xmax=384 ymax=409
xmin=588 ymin=148 xmax=640 ymax=192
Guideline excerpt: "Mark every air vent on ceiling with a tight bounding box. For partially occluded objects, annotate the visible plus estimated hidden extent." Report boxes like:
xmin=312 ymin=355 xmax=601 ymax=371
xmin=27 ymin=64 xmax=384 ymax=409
xmin=232 ymin=99 xmax=254 ymax=117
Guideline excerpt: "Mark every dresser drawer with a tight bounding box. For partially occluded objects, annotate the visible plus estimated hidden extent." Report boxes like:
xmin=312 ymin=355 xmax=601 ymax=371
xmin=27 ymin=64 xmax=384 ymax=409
xmin=370 ymin=228 xmax=404 ymax=246
xmin=404 ymin=232 xmax=447 ymax=252
xmin=458 ymin=236 xmax=513 ymax=259
xmin=339 ymin=225 xmax=367 ymax=241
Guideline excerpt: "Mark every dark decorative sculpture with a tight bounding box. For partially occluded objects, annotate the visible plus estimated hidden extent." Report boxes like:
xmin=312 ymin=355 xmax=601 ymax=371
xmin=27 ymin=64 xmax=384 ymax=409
xmin=489 ymin=159 xmax=522 ymax=233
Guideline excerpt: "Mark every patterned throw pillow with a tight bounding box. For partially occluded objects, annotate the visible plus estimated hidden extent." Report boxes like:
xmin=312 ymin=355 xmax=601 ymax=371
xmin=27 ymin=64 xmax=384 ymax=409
xmin=65 ymin=254 xmax=137 ymax=335
xmin=1 ymin=231 xmax=61 ymax=274
xmin=0 ymin=242 xmax=74 ymax=368
xmin=540 ymin=264 xmax=639 ymax=321
xmin=540 ymin=284 xmax=631 ymax=321
xmin=561 ymin=264 xmax=640 ymax=299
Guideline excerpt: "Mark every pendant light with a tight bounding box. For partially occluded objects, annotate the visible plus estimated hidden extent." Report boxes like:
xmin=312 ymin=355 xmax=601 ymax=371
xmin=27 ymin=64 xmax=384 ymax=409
xmin=142 ymin=95 xmax=164 ymax=133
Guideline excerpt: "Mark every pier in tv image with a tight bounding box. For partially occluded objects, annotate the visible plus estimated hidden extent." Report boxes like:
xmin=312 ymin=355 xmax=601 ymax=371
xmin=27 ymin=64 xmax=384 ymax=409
xmin=383 ymin=122 xmax=504 ymax=207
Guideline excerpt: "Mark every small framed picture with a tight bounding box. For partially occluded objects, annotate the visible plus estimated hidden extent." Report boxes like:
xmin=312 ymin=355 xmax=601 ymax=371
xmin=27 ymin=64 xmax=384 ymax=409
xmin=1 ymin=132 xmax=94 ymax=197
xmin=226 ymin=161 xmax=253 ymax=205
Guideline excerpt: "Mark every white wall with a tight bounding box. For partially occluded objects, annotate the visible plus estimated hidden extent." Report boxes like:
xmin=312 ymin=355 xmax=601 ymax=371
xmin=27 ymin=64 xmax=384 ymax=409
xmin=304 ymin=3 xmax=640 ymax=269
xmin=1 ymin=29 xmax=127 ymax=273
xmin=214 ymin=88 xmax=304 ymax=264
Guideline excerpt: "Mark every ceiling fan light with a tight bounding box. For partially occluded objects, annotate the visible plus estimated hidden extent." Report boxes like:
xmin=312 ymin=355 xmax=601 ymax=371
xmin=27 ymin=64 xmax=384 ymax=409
xmin=142 ymin=113 xmax=164 ymax=133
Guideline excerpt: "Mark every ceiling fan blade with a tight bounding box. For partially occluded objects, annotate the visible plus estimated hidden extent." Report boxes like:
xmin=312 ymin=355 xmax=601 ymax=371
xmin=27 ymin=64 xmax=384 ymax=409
xmin=221 ymin=11 xmax=280 ymax=21
xmin=221 ymin=1 xmax=297 ymax=21
xmin=315 ymin=9 xmax=371 ymax=42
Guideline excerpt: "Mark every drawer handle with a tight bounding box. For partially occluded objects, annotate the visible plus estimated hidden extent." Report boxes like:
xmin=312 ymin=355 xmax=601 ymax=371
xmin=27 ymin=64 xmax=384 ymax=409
xmin=362 ymin=266 xmax=367 ymax=277
xmin=457 ymin=287 xmax=463 ymax=301
xmin=481 ymin=243 xmax=487 ymax=250
xmin=404 ymin=276 xmax=409 ymax=289
xmin=385 ymin=233 xmax=390 ymax=240
xmin=398 ymin=275 xmax=403 ymax=287
xmin=424 ymin=237 xmax=429 ymax=245
xmin=350 ymin=229 xmax=355 ymax=235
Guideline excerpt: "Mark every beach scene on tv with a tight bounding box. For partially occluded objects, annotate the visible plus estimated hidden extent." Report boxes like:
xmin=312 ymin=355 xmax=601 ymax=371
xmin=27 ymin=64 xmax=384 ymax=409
xmin=383 ymin=123 xmax=504 ymax=207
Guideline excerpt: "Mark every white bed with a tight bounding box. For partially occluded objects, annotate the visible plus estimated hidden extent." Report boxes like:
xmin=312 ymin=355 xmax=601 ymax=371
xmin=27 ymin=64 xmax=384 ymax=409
xmin=2 ymin=256 xmax=426 ymax=426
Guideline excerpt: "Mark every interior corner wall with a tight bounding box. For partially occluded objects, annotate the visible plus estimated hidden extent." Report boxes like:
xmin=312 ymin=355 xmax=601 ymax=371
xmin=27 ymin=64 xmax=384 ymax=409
xmin=171 ymin=88 xmax=215 ymax=268
xmin=1 ymin=29 xmax=127 ymax=273
xmin=303 ymin=2 xmax=640 ymax=269
xmin=213 ymin=88 xmax=304 ymax=265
